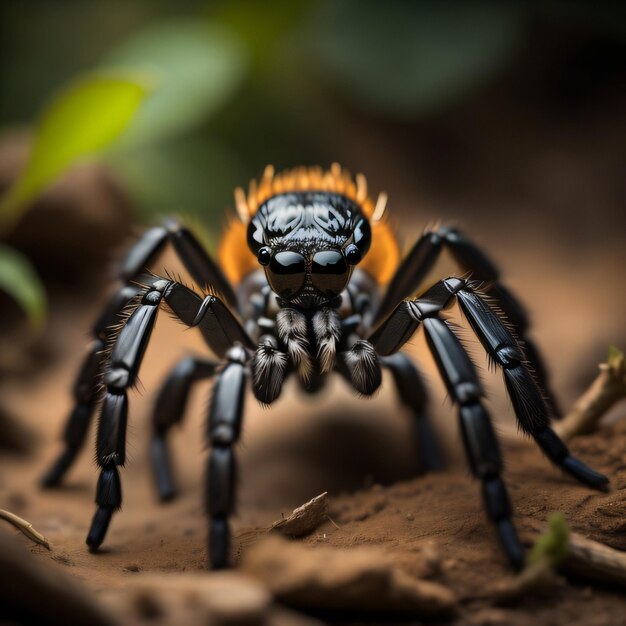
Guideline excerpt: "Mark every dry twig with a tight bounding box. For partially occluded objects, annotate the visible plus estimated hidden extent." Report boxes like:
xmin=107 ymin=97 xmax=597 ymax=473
xmin=555 ymin=346 xmax=626 ymax=441
xmin=493 ymin=513 xmax=626 ymax=604
xmin=0 ymin=508 xmax=50 ymax=549
xmin=565 ymin=532 xmax=626 ymax=587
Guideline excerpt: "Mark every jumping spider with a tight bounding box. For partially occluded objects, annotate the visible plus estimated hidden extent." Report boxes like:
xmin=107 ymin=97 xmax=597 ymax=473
xmin=42 ymin=164 xmax=608 ymax=569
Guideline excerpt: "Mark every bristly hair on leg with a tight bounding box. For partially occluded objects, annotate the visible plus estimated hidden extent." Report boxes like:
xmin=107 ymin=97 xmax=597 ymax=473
xmin=341 ymin=340 xmax=382 ymax=396
xmin=251 ymin=343 xmax=288 ymax=405
xmin=157 ymin=269 xmax=221 ymax=330
xmin=312 ymin=307 xmax=341 ymax=374
xmin=276 ymin=308 xmax=313 ymax=383
xmin=95 ymin=287 xmax=147 ymax=399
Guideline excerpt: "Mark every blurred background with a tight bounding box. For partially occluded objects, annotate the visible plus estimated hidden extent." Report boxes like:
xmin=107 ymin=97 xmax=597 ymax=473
xmin=0 ymin=0 xmax=625 ymax=531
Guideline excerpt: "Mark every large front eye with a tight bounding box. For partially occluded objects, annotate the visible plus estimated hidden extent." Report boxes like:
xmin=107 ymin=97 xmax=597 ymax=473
xmin=311 ymin=250 xmax=349 ymax=296
xmin=266 ymin=251 xmax=306 ymax=297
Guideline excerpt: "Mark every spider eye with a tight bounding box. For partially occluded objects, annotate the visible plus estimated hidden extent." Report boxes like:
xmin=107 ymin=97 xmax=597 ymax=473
xmin=311 ymin=250 xmax=349 ymax=295
xmin=257 ymin=247 xmax=271 ymax=265
xmin=345 ymin=244 xmax=361 ymax=265
xmin=266 ymin=251 xmax=306 ymax=297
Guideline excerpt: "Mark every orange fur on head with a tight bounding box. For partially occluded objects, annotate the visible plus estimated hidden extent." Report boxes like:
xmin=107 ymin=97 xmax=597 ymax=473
xmin=219 ymin=164 xmax=401 ymax=286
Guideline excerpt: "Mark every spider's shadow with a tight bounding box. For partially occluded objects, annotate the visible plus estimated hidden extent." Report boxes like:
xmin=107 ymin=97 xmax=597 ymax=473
xmin=239 ymin=399 xmax=422 ymax=509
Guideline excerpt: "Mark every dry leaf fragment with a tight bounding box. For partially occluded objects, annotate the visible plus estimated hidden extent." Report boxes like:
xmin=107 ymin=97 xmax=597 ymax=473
xmin=270 ymin=492 xmax=329 ymax=537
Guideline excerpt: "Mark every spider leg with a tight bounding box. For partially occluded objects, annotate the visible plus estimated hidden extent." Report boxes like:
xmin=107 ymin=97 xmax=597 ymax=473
xmin=151 ymin=357 xmax=218 ymax=502
xmin=86 ymin=285 xmax=164 ymax=549
xmin=43 ymin=217 xmax=238 ymax=488
xmin=374 ymin=226 xmax=561 ymax=418
xmin=423 ymin=316 xmax=524 ymax=569
xmin=87 ymin=278 xmax=253 ymax=551
xmin=371 ymin=278 xmax=608 ymax=489
xmin=381 ymin=353 xmax=441 ymax=472
xmin=250 ymin=340 xmax=289 ymax=403
xmin=206 ymin=345 xmax=247 ymax=569
xmin=120 ymin=218 xmax=238 ymax=309
xmin=40 ymin=284 xmax=141 ymax=487
xmin=338 ymin=339 xmax=382 ymax=396
xmin=452 ymin=281 xmax=608 ymax=489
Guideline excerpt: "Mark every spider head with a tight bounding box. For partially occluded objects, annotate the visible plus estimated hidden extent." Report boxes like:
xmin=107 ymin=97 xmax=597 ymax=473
xmin=247 ymin=192 xmax=371 ymax=307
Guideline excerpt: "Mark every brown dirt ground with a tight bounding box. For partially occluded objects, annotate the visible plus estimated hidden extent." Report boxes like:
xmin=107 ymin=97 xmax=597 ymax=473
xmin=1 ymin=290 xmax=625 ymax=625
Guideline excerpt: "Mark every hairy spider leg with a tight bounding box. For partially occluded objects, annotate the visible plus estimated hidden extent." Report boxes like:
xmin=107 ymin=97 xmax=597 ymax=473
xmin=41 ymin=219 xmax=240 ymax=488
xmin=381 ymin=353 xmax=441 ymax=472
xmin=424 ymin=316 xmax=524 ymax=569
xmin=120 ymin=218 xmax=238 ymax=309
xmin=151 ymin=357 xmax=219 ymax=502
xmin=40 ymin=284 xmax=141 ymax=487
xmin=452 ymin=282 xmax=607 ymax=488
xmin=87 ymin=286 xmax=162 ymax=548
xmin=370 ymin=277 xmax=608 ymax=566
xmin=206 ymin=345 xmax=247 ymax=569
xmin=86 ymin=278 xmax=253 ymax=552
xmin=337 ymin=336 xmax=383 ymax=396
xmin=374 ymin=226 xmax=561 ymax=418
xmin=372 ymin=277 xmax=608 ymax=488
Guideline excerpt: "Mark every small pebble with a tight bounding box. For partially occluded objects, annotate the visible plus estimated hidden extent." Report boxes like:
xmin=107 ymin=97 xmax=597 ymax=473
xmin=125 ymin=564 xmax=141 ymax=573
xmin=406 ymin=512 xmax=415 ymax=521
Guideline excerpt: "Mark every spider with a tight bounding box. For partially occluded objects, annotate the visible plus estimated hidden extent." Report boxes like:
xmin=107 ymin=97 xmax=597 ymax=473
xmin=41 ymin=164 xmax=608 ymax=570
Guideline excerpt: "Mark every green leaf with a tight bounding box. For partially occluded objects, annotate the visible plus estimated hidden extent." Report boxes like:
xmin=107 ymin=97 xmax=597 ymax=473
xmin=607 ymin=345 xmax=624 ymax=377
xmin=608 ymin=345 xmax=623 ymax=366
xmin=0 ymin=74 xmax=147 ymax=229
xmin=527 ymin=513 xmax=570 ymax=569
xmin=0 ymin=245 xmax=46 ymax=331
xmin=308 ymin=0 xmax=524 ymax=117
xmin=101 ymin=19 xmax=247 ymax=147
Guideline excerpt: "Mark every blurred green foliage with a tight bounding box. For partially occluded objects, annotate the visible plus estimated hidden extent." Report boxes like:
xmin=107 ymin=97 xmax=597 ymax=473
xmin=0 ymin=75 xmax=147 ymax=229
xmin=0 ymin=74 xmax=146 ymax=329
xmin=100 ymin=18 xmax=250 ymax=221
xmin=102 ymin=19 xmax=247 ymax=147
xmin=308 ymin=1 xmax=523 ymax=116
xmin=0 ymin=245 xmax=46 ymax=331
xmin=527 ymin=513 xmax=570 ymax=569
xmin=608 ymin=345 xmax=624 ymax=369
xmin=1 ymin=0 xmax=624 ymax=224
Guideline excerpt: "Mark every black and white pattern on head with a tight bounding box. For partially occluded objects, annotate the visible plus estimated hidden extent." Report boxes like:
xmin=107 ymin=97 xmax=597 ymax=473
xmin=256 ymin=193 xmax=363 ymax=252
xmin=276 ymin=308 xmax=313 ymax=383
xmin=312 ymin=307 xmax=342 ymax=373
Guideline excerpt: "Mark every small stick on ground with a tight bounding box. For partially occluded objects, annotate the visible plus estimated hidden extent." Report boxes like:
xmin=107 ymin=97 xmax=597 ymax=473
xmin=555 ymin=346 xmax=626 ymax=442
xmin=270 ymin=492 xmax=329 ymax=537
xmin=500 ymin=346 xmax=626 ymax=446
xmin=564 ymin=532 xmax=626 ymax=587
xmin=0 ymin=509 xmax=50 ymax=549
xmin=495 ymin=514 xmax=626 ymax=605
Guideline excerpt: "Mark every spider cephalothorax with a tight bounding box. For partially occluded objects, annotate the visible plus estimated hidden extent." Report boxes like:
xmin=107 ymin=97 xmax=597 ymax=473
xmin=247 ymin=192 xmax=371 ymax=307
xmin=42 ymin=163 xmax=609 ymax=572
